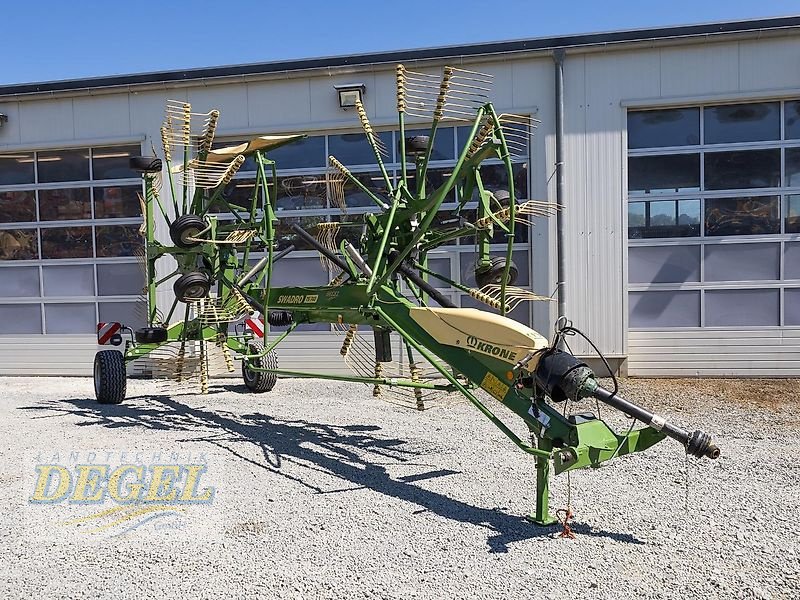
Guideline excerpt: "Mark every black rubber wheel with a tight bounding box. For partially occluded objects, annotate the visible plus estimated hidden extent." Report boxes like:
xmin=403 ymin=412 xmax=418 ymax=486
xmin=173 ymin=271 xmax=211 ymax=302
xmin=129 ymin=156 xmax=162 ymax=173
xmin=169 ymin=214 xmax=205 ymax=248
xmin=492 ymin=189 xmax=511 ymax=205
xmin=135 ymin=326 xmax=168 ymax=344
xmin=402 ymin=135 xmax=429 ymax=156
xmin=242 ymin=340 xmax=278 ymax=393
xmin=94 ymin=350 xmax=127 ymax=404
xmin=475 ymin=256 xmax=519 ymax=288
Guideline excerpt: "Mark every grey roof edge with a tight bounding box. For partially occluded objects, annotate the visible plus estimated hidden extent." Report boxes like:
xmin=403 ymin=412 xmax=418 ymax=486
xmin=1 ymin=15 xmax=799 ymax=97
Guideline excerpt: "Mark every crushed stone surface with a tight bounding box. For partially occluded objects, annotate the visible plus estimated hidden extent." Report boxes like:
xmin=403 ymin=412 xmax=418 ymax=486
xmin=0 ymin=376 xmax=797 ymax=600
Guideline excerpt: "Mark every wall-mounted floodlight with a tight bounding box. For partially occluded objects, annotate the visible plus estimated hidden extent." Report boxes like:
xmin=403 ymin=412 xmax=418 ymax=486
xmin=334 ymin=83 xmax=366 ymax=109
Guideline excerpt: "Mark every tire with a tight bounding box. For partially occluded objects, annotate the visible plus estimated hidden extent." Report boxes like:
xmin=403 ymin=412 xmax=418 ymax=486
xmin=129 ymin=156 xmax=162 ymax=173
xmin=169 ymin=214 xmax=205 ymax=248
xmin=173 ymin=271 xmax=211 ymax=302
xmin=94 ymin=350 xmax=127 ymax=404
xmin=242 ymin=340 xmax=278 ymax=393
xmin=475 ymin=256 xmax=519 ymax=288
xmin=402 ymin=135 xmax=429 ymax=156
xmin=135 ymin=326 xmax=168 ymax=344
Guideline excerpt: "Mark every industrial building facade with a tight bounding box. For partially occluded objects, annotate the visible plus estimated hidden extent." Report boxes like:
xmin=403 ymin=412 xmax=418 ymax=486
xmin=0 ymin=17 xmax=798 ymax=376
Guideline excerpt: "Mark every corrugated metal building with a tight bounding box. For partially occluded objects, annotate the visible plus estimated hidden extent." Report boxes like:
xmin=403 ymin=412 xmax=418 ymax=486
xmin=1 ymin=16 xmax=799 ymax=377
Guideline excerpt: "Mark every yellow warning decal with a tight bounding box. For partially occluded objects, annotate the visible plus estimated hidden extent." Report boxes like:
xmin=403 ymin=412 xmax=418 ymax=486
xmin=480 ymin=371 xmax=509 ymax=401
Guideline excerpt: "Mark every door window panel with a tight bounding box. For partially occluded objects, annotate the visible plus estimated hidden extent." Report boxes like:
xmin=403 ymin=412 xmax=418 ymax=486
xmin=329 ymin=132 xmax=393 ymax=165
xmin=704 ymin=243 xmax=780 ymax=282
xmin=44 ymin=303 xmax=96 ymax=333
xmin=92 ymin=146 xmax=140 ymax=180
xmin=785 ymin=289 xmax=800 ymax=325
xmin=703 ymin=102 xmax=780 ymax=144
xmin=785 ymin=148 xmax=800 ymax=188
xmin=628 ymin=154 xmax=700 ymax=194
xmin=704 ymin=150 xmax=780 ymax=190
xmin=786 ymin=101 xmax=800 ymax=139
xmin=629 ymin=291 xmax=700 ymax=327
xmin=0 ymin=267 xmax=40 ymax=297
xmin=0 ymin=190 xmax=36 ymax=223
xmin=98 ymin=301 xmax=146 ymax=329
xmin=628 ymin=108 xmax=700 ymax=148
xmin=97 ymin=263 xmax=145 ymax=296
xmin=0 ymin=304 xmax=42 ymax=334
xmin=37 ymin=149 xmax=90 ymax=183
xmin=628 ymin=245 xmax=700 ymax=284
xmin=704 ymin=196 xmax=779 ymax=236
xmin=39 ymin=188 xmax=91 ymax=221
xmin=783 ymin=243 xmax=800 ymax=279
xmin=95 ymin=224 xmax=142 ymax=257
xmin=41 ymin=227 xmax=92 ymax=259
xmin=275 ymin=175 xmax=327 ymax=211
xmin=705 ymin=289 xmax=779 ymax=326
xmin=0 ymin=153 xmax=35 ymax=185
xmin=0 ymin=229 xmax=38 ymax=260
xmin=268 ymin=136 xmax=325 ymax=169
xmin=42 ymin=265 xmax=95 ymax=296
xmin=94 ymin=186 xmax=142 ymax=218
xmin=405 ymin=128 xmax=455 ymax=161
xmin=788 ymin=195 xmax=800 ymax=233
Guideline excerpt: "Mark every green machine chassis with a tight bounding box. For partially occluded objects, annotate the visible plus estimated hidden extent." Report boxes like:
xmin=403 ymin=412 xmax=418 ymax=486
xmin=94 ymin=65 xmax=719 ymax=526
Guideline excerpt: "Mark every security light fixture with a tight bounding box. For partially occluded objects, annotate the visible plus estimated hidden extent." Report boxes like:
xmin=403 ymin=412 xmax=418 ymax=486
xmin=334 ymin=83 xmax=365 ymax=109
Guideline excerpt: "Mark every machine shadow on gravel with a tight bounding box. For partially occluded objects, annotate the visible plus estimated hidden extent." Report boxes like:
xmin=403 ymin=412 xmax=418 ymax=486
xmin=21 ymin=392 xmax=644 ymax=551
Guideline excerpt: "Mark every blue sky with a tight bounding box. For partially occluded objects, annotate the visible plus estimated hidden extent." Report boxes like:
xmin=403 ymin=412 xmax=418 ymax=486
xmin=3 ymin=0 xmax=798 ymax=85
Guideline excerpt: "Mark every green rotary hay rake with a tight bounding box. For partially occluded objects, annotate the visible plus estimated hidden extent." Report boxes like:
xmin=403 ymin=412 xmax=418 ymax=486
xmin=93 ymin=64 xmax=719 ymax=526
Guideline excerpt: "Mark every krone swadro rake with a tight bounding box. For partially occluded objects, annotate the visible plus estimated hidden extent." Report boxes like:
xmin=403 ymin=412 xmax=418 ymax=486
xmin=93 ymin=65 xmax=719 ymax=527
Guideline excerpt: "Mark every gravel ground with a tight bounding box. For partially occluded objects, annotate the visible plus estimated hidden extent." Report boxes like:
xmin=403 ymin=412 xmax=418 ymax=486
xmin=0 ymin=375 xmax=798 ymax=599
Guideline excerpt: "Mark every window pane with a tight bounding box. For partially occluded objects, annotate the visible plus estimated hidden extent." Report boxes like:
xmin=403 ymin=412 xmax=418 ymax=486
xmin=92 ymin=146 xmax=140 ymax=180
xmin=785 ymin=243 xmax=800 ymax=279
xmin=788 ymin=195 xmax=800 ymax=234
xmin=44 ymin=303 xmax=96 ymax=333
xmin=42 ymin=264 xmax=94 ymax=296
xmin=785 ymin=289 xmax=800 ymax=325
xmin=405 ymin=128 xmax=455 ymax=161
xmin=343 ymin=171 xmax=390 ymax=209
xmin=37 ymin=149 xmax=90 ymax=183
xmin=478 ymin=163 xmax=528 ymax=201
xmin=628 ymin=203 xmax=645 ymax=237
xmin=97 ymin=262 xmax=145 ymax=296
xmin=678 ymin=199 xmax=701 ymax=232
xmin=704 ymin=102 xmax=780 ymax=144
xmin=408 ymin=167 xmax=456 ymax=203
xmin=704 ymin=149 xmax=780 ymax=190
xmin=0 ymin=190 xmax=36 ymax=223
xmin=41 ymin=226 xmax=92 ymax=259
xmin=274 ymin=216 xmax=326 ymax=251
xmin=0 ymin=228 xmax=38 ymax=260
xmin=0 ymin=153 xmax=35 ymax=185
xmin=705 ymin=196 xmax=779 ymax=236
xmin=329 ymin=132 xmax=393 ymax=165
xmin=704 ymin=243 xmax=780 ymax=281
xmin=39 ymin=188 xmax=91 ymax=221
xmin=786 ymin=148 xmax=800 ymax=188
xmin=628 ymin=154 xmax=700 ymax=194
xmin=705 ymin=289 xmax=779 ymax=326
xmin=211 ymin=179 xmax=259 ymax=213
xmin=94 ymin=185 xmax=142 ymax=218
xmin=275 ymin=175 xmax=327 ymax=211
xmin=269 ymin=256 xmax=329 ymax=286
xmin=629 ymin=200 xmax=699 ymax=239
xmin=628 ymin=108 xmax=700 ymax=149
xmin=269 ymin=136 xmax=325 ymax=170
xmin=98 ymin=301 xmax=146 ymax=329
xmin=427 ymin=256 xmax=452 ymax=289
xmin=629 ymin=290 xmax=700 ymax=327
xmin=786 ymin=101 xmax=800 ymax=140
xmin=649 ymin=200 xmax=675 ymax=227
xmin=0 ymin=266 xmax=39 ymax=297
xmin=95 ymin=224 xmax=142 ymax=257
xmin=628 ymin=245 xmax=700 ymax=284
xmin=0 ymin=304 xmax=42 ymax=334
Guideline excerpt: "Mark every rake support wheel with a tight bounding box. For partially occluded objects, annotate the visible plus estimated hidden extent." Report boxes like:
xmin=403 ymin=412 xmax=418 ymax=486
xmin=242 ymin=340 xmax=278 ymax=393
xmin=174 ymin=271 xmax=211 ymax=302
xmin=170 ymin=214 xmax=205 ymax=248
xmin=475 ymin=256 xmax=519 ymax=288
xmin=94 ymin=350 xmax=127 ymax=404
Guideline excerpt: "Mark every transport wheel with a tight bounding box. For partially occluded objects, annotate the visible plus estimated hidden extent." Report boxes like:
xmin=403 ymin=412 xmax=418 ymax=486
xmin=173 ymin=271 xmax=211 ymax=302
xmin=129 ymin=156 xmax=162 ymax=173
xmin=169 ymin=214 xmax=205 ymax=248
xmin=135 ymin=326 xmax=168 ymax=344
xmin=94 ymin=350 xmax=127 ymax=404
xmin=242 ymin=340 xmax=278 ymax=393
xmin=475 ymin=256 xmax=519 ymax=288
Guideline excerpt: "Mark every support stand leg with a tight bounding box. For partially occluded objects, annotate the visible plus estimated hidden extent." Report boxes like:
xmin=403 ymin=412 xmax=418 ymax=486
xmin=527 ymin=437 xmax=557 ymax=526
